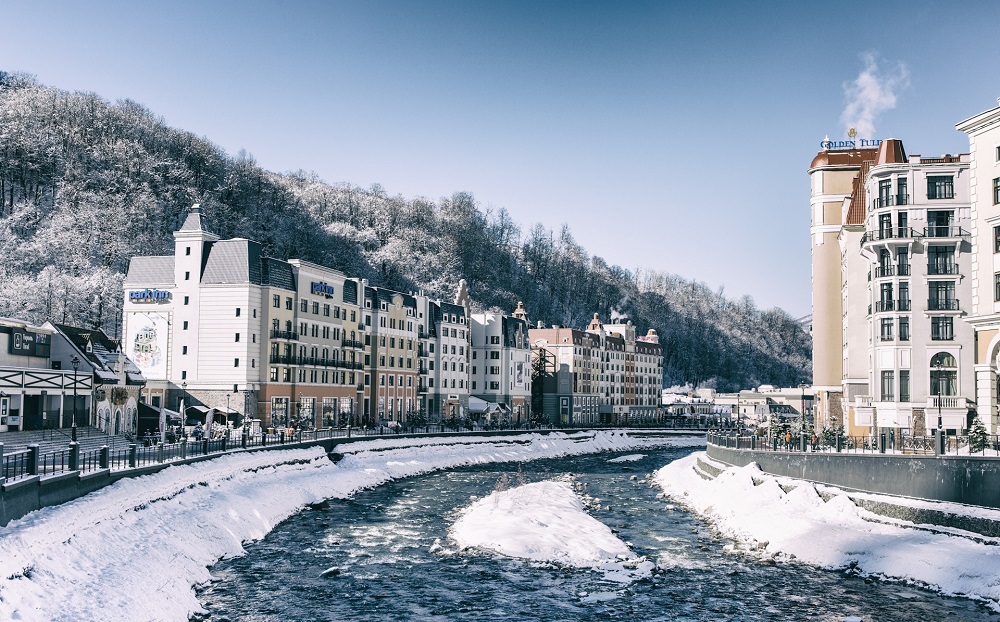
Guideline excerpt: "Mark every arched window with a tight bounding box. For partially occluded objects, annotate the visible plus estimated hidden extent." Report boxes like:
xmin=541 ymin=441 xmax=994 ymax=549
xmin=930 ymin=352 xmax=957 ymax=396
xmin=930 ymin=352 xmax=956 ymax=368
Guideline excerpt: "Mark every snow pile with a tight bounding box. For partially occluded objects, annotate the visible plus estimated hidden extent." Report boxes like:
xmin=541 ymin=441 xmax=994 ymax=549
xmin=656 ymin=452 xmax=1000 ymax=607
xmin=451 ymin=480 xmax=652 ymax=582
xmin=0 ymin=431 xmax=697 ymax=621
xmin=607 ymin=453 xmax=645 ymax=463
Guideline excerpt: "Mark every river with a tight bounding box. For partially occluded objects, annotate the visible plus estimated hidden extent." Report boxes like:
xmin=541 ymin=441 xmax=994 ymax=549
xmin=196 ymin=446 xmax=998 ymax=621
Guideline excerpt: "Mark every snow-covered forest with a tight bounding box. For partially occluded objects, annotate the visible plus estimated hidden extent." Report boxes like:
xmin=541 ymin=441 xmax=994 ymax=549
xmin=0 ymin=72 xmax=810 ymax=390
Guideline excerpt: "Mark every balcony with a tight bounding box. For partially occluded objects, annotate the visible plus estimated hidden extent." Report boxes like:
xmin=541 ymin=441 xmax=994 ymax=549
xmin=927 ymin=299 xmax=960 ymax=311
xmin=873 ymin=300 xmax=895 ymax=313
xmin=873 ymin=266 xmax=896 ymax=278
xmin=270 ymin=329 xmax=299 ymax=341
xmin=928 ymin=395 xmax=966 ymax=410
xmin=342 ymin=339 xmax=365 ymax=349
xmin=268 ymin=354 xmax=363 ymax=369
xmin=927 ymin=263 xmax=959 ymax=275
xmin=871 ymin=194 xmax=909 ymax=210
xmin=897 ymin=299 xmax=911 ymax=311
xmin=923 ymin=226 xmax=969 ymax=240
xmin=861 ymin=227 xmax=920 ymax=246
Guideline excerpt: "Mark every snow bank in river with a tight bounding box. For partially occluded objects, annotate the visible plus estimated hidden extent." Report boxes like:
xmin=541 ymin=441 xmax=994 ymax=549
xmin=656 ymin=452 xmax=1000 ymax=608
xmin=452 ymin=480 xmax=630 ymax=565
xmin=451 ymin=480 xmax=653 ymax=582
xmin=0 ymin=431 xmax=699 ymax=621
xmin=607 ymin=453 xmax=645 ymax=463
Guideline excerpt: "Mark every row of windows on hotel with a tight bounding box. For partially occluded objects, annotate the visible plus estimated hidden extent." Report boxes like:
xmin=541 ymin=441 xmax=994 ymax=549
xmin=877 ymin=317 xmax=955 ymax=341
xmin=878 ymin=353 xmax=958 ymax=402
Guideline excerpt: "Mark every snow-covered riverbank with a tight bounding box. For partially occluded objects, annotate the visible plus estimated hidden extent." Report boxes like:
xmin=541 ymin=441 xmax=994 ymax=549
xmin=0 ymin=431 xmax=701 ymax=621
xmin=655 ymin=452 xmax=1000 ymax=609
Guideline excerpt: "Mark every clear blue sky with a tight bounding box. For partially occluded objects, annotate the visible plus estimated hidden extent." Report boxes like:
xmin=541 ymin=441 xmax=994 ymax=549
xmin=2 ymin=1 xmax=998 ymax=317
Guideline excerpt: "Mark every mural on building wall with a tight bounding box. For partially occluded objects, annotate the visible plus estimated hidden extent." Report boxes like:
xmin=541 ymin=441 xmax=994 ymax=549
xmin=126 ymin=313 xmax=167 ymax=379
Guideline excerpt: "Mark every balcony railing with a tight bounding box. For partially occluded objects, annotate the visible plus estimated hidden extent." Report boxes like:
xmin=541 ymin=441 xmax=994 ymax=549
xmin=897 ymin=299 xmax=911 ymax=311
xmin=855 ymin=395 xmax=874 ymax=407
xmin=268 ymin=354 xmax=363 ymax=369
xmin=861 ymin=227 xmax=921 ymax=245
xmin=871 ymin=194 xmax=909 ymax=210
xmin=873 ymin=300 xmax=895 ymax=312
xmin=874 ymin=265 xmax=910 ymax=278
xmin=927 ymin=264 xmax=959 ymax=275
xmin=342 ymin=339 xmax=365 ymax=349
xmin=928 ymin=396 xmax=967 ymax=410
xmin=270 ymin=329 xmax=299 ymax=341
xmin=927 ymin=299 xmax=960 ymax=311
xmin=923 ymin=226 xmax=969 ymax=239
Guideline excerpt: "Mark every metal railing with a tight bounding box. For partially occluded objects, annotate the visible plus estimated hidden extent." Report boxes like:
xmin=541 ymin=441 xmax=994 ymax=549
xmin=874 ymin=300 xmax=895 ymax=312
xmin=928 ymin=299 xmax=960 ymax=311
xmin=861 ymin=227 xmax=921 ymax=245
xmin=269 ymin=329 xmax=300 ymax=341
xmin=341 ymin=339 xmax=365 ymax=349
xmin=0 ymin=421 xmax=710 ymax=484
xmin=923 ymin=226 xmax=969 ymax=239
xmin=927 ymin=264 xmax=959 ymax=275
xmin=708 ymin=430 xmax=1000 ymax=457
xmin=871 ymin=194 xmax=909 ymax=210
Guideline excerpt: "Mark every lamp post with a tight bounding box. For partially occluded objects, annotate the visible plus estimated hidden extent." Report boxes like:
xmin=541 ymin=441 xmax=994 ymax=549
xmin=181 ymin=381 xmax=187 ymax=439
xmin=226 ymin=393 xmax=231 ymax=431
xmin=934 ymin=362 xmax=944 ymax=455
xmin=298 ymin=392 xmax=303 ymax=429
xmin=71 ymin=356 xmax=80 ymax=441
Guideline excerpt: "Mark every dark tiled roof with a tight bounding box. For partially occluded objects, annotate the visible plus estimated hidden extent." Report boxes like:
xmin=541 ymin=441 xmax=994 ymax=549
xmin=368 ymin=287 xmax=417 ymax=310
xmin=262 ymin=258 xmax=295 ymax=291
xmin=342 ymin=280 xmax=358 ymax=305
xmin=439 ymin=302 xmax=466 ymax=318
xmin=125 ymin=256 xmax=174 ymax=286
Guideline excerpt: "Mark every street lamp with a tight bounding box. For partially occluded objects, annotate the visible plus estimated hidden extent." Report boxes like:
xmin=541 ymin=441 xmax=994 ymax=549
xmin=180 ymin=381 xmax=187 ymax=439
xmin=226 ymin=393 xmax=231 ymax=430
xmin=71 ymin=355 xmax=80 ymax=441
xmin=934 ymin=361 xmax=944 ymax=454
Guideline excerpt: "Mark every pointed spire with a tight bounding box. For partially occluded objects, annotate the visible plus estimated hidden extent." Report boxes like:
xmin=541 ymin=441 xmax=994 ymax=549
xmin=179 ymin=203 xmax=206 ymax=232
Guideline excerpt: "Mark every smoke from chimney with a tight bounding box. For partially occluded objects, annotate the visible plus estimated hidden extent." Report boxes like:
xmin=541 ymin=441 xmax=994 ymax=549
xmin=841 ymin=52 xmax=909 ymax=138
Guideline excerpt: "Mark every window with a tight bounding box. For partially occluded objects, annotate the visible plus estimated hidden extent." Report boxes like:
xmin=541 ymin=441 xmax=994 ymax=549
xmin=880 ymin=318 xmax=893 ymax=341
xmin=184 ymin=296 xmax=189 ymax=305
xmin=312 ymin=302 xmax=320 ymax=314
xmin=185 ymin=246 xmax=191 ymax=256
xmin=182 ymin=345 xmax=188 ymax=355
xmin=490 ymin=351 xmax=500 ymax=359
xmin=181 ymin=370 xmax=187 ymax=380
xmin=472 ymin=381 xmax=477 ymax=390
xmin=996 ymin=273 xmax=1000 ymax=302
xmin=931 ymin=316 xmax=954 ymax=341
xmin=236 ymin=307 xmax=241 ymax=317
xmin=930 ymin=352 xmax=958 ymax=397
xmin=880 ymin=371 xmax=894 ymax=401
xmin=899 ymin=317 xmax=910 ymax=341
xmin=270 ymin=367 xmax=278 ymax=381
xmin=994 ymin=226 xmax=1000 ymax=253
xmin=928 ymin=281 xmax=956 ymax=310
xmin=273 ymin=295 xmax=281 ymax=308
xmin=896 ymin=177 xmax=908 ymax=204
xmin=183 ymin=321 xmax=189 ymax=330
xmin=927 ymin=176 xmax=954 ymax=199
xmin=185 ymin=271 xmax=190 ymax=280
xmin=286 ymin=297 xmax=293 ymax=310
xmin=490 ymin=335 xmax=501 ymax=345
xmin=994 ymin=178 xmax=1000 ymax=205
xmin=234 ymin=358 xmax=240 ymax=367
xmin=927 ymin=246 xmax=955 ymax=275
xmin=283 ymin=368 xmax=291 ymax=382
xmin=324 ymin=304 xmax=330 ymax=317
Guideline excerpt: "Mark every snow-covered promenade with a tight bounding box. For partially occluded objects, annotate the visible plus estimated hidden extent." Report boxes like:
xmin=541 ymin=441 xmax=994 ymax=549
xmin=657 ymin=452 xmax=1000 ymax=610
xmin=0 ymin=431 xmax=701 ymax=621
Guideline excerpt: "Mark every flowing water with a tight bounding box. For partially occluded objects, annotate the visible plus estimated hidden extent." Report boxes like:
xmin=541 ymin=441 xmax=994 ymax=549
xmin=197 ymin=447 xmax=999 ymax=621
